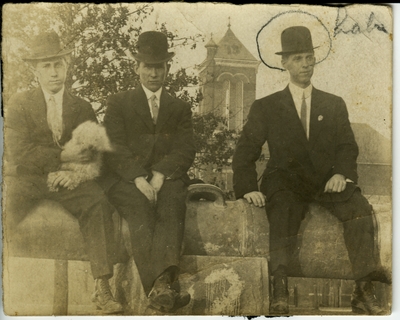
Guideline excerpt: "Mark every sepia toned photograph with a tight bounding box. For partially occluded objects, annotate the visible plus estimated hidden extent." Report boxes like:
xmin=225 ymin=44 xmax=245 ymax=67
xmin=1 ymin=3 xmax=393 ymax=317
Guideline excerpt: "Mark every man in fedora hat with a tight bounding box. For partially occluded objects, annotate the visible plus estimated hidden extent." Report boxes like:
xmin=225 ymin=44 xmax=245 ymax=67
xmin=102 ymin=31 xmax=195 ymax=312
xmin=232 ymin=26 xmax=388 ymax=315
xmin=4 ymin=30 xmax=124 ymax=314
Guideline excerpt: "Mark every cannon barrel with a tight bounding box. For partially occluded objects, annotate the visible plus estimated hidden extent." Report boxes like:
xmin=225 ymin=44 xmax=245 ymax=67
xmin=4 ymin=184 xmax=391 ymax=315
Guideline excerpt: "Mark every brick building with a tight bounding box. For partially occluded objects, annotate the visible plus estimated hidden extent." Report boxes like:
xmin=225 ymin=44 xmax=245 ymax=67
xmin=196 ymin=25 xmax=260 ymax=193
xmin=197 ymin=25 xmax=260 ymax=131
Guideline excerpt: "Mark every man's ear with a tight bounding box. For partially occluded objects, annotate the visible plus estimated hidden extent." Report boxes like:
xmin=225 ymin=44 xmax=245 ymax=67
xmin=29 ymin=64 xmax=39 ymax=78
xmin=62 ymin=55 xmax=71 ymax=67
xmin=281 ymin=57 xmax=287 ymax=70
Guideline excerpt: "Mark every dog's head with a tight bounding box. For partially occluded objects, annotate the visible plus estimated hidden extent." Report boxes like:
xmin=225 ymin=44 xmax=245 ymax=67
xmin=69 ymin=121 xmax=114 ymax=152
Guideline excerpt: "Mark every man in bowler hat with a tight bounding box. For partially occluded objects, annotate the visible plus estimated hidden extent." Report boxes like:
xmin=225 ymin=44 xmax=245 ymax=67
xmin=103 ymin=31 xmax=195 ymax=312
xmin=232 ymin=26 xmax=389 ymax=315
xmin=4 ymin=31 xmax=123 ymax=314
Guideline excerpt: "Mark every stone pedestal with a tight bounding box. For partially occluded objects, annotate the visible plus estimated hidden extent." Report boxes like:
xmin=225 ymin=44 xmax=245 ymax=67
xmin=120 ymin=255 xmax=269 ymax=316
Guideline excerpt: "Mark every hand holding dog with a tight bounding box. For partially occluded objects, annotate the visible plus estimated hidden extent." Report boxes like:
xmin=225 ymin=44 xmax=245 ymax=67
xmin=50 ymin=171 xmax=73 ymax=190
xmin=47 ymin=171 xmax=78 ymax=192
xmin=47 ymin=121 xmax=114 ymax=192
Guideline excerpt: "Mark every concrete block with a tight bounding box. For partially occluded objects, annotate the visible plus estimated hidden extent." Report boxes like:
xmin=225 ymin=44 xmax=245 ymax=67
xmin=120 ymin=255 xmax=269 ymax=316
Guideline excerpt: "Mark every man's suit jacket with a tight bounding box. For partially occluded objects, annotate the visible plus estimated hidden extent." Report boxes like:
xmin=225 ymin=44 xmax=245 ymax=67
xmin=232 ymin=86 xmax=359 ymax=201
xmin=103 ymin=85 xmax=196 ymax=188
xmin=5 ymin=88 xmax=97 ymax=176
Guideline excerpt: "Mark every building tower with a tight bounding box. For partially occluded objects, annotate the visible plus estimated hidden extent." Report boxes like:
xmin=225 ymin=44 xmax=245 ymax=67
xmin=198 ymin=22 xmax=260 ymax=131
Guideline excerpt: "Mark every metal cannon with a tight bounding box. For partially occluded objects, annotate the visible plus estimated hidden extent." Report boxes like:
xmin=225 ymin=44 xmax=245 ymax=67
xmin=4 ymin=184 xmax=391 ymax=315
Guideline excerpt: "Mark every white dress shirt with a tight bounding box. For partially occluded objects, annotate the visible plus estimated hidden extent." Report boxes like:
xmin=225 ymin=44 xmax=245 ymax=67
xmin=43 ymin=87 xmax=64 ymax=111
xmin=141 ymin=84 xmax=162 ymax=119
xmin=43 ymin=86 xmax=64 ymax=142
xmin=288 ymin=82 xmax=312 ymax=139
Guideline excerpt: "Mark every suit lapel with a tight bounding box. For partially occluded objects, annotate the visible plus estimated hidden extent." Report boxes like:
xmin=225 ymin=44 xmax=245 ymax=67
xmin=280 ymin=86 xmax=309 ymax=149
xmin=133 ymin=86 xmax=155 ymax=132
xmin=29 ymin=88 xmax=50 ymax=132
xmin=156 ymin=89 xmax=173 ymax=133
xmin=309 ymin=88 xmax=327 ymax=149
xmin=61 ymin=90 xmax=80 ymax=143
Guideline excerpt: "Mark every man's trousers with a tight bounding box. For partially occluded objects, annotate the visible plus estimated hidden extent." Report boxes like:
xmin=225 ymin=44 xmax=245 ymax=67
xmin=265 ymin=188 xmax=380 ymax=280
xmin=4 ymin=174 xmax=117 ymax=279
xmin=107 ymin=179 xmax=187 ymax=296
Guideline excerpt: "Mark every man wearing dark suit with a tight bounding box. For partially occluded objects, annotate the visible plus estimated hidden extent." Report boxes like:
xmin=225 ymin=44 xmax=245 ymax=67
xmin=232 ymin=26 xmax=387 ymax=315
xmin=103 ymin=31 xmax=196 ymax=312
xmin=4 ymin=31 xmax=123 ymax=313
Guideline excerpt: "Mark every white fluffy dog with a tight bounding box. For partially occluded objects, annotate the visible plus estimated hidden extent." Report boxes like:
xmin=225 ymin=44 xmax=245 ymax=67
xmin=47 ymin=120 xmax=113 ymax=192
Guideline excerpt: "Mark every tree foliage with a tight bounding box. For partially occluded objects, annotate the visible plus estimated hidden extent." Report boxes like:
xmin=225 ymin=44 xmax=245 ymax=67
xmin=192 ymin=113 xmax=238 ymax=170
xmin=3 ymin=3 xmax=239 ymax=180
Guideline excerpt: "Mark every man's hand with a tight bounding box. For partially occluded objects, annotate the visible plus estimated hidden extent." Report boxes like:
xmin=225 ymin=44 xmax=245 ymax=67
xmin=61 ymin=148 xmax=93 ymax=163
xmin=134 ymin=176 xmax=157 ymax=204
xmin=243 ymin=191 xmax=266 ymax=207
xmin=48 ymin=171 xmax=74 ymax=191
xmin=324 ymin=174 xmax=347 ymax=193
xmin=150 ymin=170 xmax=165 ymax=193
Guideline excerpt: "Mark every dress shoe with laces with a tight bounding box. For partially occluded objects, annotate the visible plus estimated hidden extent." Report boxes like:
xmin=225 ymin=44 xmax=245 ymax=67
xmin=351 ymin=281 xmax=385 ymax=315
xmin=92 ymin=277 xmax=124 ymax=314
xmin=270 ymin=275 xmax=289 ymax=314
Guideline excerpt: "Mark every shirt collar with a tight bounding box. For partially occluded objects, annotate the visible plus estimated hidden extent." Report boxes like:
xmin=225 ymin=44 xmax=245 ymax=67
xmin=141 ymin=84 xmax=162 ymax=102
xmin=42 ymin=86 xmax=65 ymax=106
xmin=288 ymin=82 xmax=313 ymax=100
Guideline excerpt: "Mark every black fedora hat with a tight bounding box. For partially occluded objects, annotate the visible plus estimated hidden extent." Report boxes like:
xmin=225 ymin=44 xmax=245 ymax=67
xmin=133 ymin=31 xmax=175 ymax=64
xmin=23 ymin=30 xmax=74 ymax=61
xmin=275 ymin=26 xmax=318 ymax=55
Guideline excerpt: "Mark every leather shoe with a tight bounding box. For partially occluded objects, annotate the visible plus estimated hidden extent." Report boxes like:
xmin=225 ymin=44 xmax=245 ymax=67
xmin=149 ymin=286 xmax=177 ymax=311
xmin=270 ymin=275 xmax=289 ymax=314
xmin=148 ymin=271 xmax=175 ymax=309
xmin=92 ymin=277 xmax=124 ymax=314
xmin=148 ymin=271 xmax=190 ymax=312
xmin=149 ymin=286 xmax=190 ymax=312
xmin=351 ymin=281 xmax=385 ymax=315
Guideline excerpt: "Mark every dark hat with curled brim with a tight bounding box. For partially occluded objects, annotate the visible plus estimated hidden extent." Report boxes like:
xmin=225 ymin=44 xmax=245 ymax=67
xmin=275 ymin=26 xmax=319 ymax=55
xmin=132 ymin=31 xmax=175 ymax=64
xmin=23 ymin=30 xmax=74 ymax=61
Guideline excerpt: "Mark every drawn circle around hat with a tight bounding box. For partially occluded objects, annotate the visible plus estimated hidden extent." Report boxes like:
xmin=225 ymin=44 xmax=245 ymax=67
xmin=256 ymin=10 xmax=332 ymax=71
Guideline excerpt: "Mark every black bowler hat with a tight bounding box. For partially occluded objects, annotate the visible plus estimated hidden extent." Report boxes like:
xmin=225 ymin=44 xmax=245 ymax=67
xmin=133 ymin=31 xmax=175 ymax=64
xmin=275 ymin=26 xmax=318 ymax=55
xmin=23 ymin=30 xmax=74 ymax=61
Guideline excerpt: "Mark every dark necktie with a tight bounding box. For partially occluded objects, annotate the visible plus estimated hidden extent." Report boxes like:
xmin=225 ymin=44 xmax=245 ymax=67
xmin=150 ymin=95 xmax=158 ymax=124
xmin=301 ymin=92 xmax=307 ymax=136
